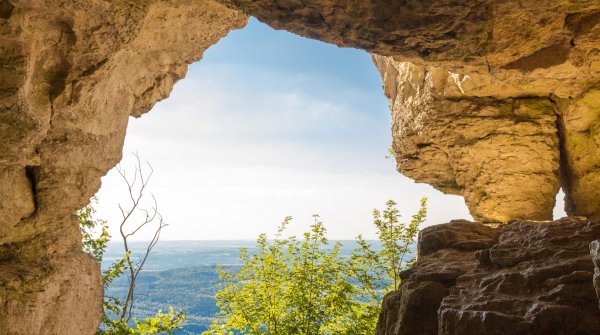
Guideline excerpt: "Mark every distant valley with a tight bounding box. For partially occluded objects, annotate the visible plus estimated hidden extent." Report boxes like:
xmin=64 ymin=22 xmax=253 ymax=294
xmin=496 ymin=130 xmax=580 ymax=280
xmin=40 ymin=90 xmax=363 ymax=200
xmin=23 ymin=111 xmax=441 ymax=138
xmin=103 ymin=240 xmax=383 ymax=333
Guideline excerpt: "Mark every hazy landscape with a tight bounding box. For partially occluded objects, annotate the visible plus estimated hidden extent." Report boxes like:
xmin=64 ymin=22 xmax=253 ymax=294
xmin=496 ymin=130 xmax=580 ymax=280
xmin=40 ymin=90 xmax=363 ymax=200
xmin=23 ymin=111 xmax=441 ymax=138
xmin=103 ymin=240 xmax=387 ymax=334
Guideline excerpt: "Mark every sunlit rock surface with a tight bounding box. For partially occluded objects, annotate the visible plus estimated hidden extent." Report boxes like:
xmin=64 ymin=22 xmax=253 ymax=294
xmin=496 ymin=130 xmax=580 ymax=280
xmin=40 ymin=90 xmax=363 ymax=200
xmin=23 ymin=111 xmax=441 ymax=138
xmin=377 ymin=219 xmax=600 ymax=335
xmin=373 ymin=59 xmax=561 ymax=222
xmin=373 ymin=8 xmax=600 ymax=221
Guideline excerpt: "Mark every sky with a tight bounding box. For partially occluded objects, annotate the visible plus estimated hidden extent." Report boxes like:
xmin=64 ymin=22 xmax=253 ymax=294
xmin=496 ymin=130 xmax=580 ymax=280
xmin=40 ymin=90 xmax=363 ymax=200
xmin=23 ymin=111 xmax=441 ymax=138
xmin=94 ymin=18 xmax=566 ymax=240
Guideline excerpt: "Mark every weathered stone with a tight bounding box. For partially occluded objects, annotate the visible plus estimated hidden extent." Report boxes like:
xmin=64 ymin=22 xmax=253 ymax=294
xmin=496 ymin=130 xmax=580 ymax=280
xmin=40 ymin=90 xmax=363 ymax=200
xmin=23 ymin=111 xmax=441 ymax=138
xmin=592 ymin=240 xmax=600 ymax=310
xmin=0 ymin=168 xmax=34 ymax=233
xmin=0 ymin=250 xmax=102 ymax=335
xmin=218 ymin=0 xmax=600 ymax=70
xmin=0 ymin=1 xmax=247 ymax=333
xmin=374 ymin=58 xmax=562 ymax=222
xmin=377 ymin=218 xmax=600 ymax=335
xmin=417 ymin=220 xmax=498 ymax=256
xmin=562 ymin=91 xmax=600 ymax=218
xmin=377 ymin=221 xmax=499 ymax=335
xmin=373 ymin=17 xmax=600 ymax=220
xmin=368 ymin=4 xmax=600 ymax=221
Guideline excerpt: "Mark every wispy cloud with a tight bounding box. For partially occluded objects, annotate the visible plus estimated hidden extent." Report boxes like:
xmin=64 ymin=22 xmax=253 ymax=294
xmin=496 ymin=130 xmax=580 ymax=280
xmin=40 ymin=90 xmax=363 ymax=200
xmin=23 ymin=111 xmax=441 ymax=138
xmin=95 ymin=19 xmax=473 ymax=241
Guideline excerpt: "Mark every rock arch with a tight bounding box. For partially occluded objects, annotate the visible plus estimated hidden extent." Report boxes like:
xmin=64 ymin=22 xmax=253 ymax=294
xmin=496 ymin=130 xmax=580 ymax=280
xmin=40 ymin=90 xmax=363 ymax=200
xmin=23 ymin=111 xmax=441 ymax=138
xmin=1 ymin=0 xmax=600 ymax=333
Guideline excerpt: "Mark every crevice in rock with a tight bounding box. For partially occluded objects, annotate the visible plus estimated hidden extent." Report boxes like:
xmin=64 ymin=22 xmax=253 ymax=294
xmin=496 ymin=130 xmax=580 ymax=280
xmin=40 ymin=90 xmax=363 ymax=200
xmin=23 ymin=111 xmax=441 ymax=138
xmin=24 ymin=166 xmax=39 ymax=217
xmin=0 ymin=0 xmax=14 ymax=19
xmin=80 ymin=58 xmax=108 ymax=78
xmin=502 ymin=42 xmax=570 ymax=72
xmin=550 ymin=95 xmax=575 ymax=217
xmin=565 ymin=10 xmax=600 ymax=38
xmin=47 ymin=21 xmax=75 ymax=101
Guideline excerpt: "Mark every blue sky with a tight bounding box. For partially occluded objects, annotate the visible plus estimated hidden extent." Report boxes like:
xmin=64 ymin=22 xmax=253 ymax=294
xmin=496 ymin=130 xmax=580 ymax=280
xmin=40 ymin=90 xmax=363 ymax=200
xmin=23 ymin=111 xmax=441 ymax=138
xmin=95 ymin=18 xmax=486 ymax=240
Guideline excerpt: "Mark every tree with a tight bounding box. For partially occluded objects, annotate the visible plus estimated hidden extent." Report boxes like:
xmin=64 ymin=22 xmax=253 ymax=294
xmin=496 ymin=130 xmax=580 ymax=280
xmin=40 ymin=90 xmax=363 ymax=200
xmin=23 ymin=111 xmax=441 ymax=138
xmin=79 ymin=154 xmax=185 ymax=335
xmin=371 ymin=198 xmax=426 ymax=291
xmin=205 ymin=198 xmax=427 ymax=335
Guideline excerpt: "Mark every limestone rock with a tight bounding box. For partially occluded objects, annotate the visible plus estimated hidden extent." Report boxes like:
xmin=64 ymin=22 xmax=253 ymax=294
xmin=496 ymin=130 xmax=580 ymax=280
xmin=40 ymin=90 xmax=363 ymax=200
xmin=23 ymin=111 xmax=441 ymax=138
xmin=368 ymin=4 xmax=600 ymax=220
xmin=417 ymin=220 xmax=499 ymax=256
xmin=373 ymin=58 xmax=561 ymax=222
xmin=0 ymin=1 xmax=247 ymax=333
xmin=377 ymin=220 xmax=499 ymax=335
xmin=374 ymin=19 xmax=600 ymax=220
xmin=0 ymin=250 xmax=103 ymax=335
xmin=377 ymin=218 xmax=600 ymax=335
xmin=219 ymin=0 xmax=600 ymax=70
xmin=562 ymin=91 xmax=600 ymax=218
xmin=592 ymin=240 xmax=600 ymax=310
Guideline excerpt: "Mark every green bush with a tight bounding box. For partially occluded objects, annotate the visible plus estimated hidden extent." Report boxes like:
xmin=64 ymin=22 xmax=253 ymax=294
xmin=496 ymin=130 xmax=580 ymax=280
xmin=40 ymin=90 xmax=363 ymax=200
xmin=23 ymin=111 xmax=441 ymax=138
xmin=205 ymin=198 xmax=427 ymax=335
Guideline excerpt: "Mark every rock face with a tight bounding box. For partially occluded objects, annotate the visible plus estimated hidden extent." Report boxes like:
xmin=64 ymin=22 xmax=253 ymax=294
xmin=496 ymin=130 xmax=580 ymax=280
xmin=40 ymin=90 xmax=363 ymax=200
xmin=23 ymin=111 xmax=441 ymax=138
xmin=0 ymin=1 xmax=246 ymax=334
xmin=377 ymin=219 xmax=600 ymax=335
xmin=373 ymin=59 xmax=562 ymax=222
xmin=0 ymin=250 xmax=102 ymax=334
xmin=219 ymin=0 xmax=600 ymax=69
xmin=372 ymin=8 xmax=600 ymax=221
xmin=373 ymin=51 xmax=600 ymax=221
xmin=592 ymin=240 xmax=600 ymax=310
xmin=2 ymin=0 xmax=600 ymax=334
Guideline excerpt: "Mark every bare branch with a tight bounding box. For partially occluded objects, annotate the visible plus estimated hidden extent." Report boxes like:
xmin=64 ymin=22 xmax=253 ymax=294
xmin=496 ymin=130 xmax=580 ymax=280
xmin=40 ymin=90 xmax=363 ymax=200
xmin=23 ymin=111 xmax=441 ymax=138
xmin=113 ymin=153 xmax=167 ymax=323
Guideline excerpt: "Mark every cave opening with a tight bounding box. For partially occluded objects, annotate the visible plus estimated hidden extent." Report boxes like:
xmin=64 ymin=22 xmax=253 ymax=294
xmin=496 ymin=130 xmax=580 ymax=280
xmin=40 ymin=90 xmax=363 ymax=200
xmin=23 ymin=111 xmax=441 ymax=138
xmin=553 ymin=188 xmax=568 ymax=219
xmin=94 ymin=17 xmax=473 ymax=241
xmin=88 ymin=17 xmax=473 ymax=332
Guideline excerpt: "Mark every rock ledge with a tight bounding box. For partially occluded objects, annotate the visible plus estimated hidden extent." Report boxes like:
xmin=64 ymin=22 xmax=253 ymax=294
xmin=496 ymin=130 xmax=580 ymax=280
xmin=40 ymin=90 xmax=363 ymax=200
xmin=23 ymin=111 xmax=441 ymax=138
xmin=377 ymin=218 xmax=600 ymax=335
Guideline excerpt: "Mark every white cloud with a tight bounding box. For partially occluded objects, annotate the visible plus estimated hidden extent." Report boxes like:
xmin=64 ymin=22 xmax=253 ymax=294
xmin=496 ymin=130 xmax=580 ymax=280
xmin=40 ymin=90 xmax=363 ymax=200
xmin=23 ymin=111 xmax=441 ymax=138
xmin=94 ymin=33 xmax=474 ymax=241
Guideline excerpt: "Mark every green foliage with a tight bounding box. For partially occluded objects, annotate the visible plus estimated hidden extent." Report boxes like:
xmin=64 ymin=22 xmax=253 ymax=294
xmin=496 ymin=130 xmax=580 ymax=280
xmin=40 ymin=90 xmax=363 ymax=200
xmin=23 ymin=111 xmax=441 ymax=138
xmin=79 ymin=201 xmax=185 ymax=335
xmin=205 ymin=199 xmax=428 ymax=335
xmin=79 ymin=197 xmax=110 ymax=263
xmin=384 ymin=145 xmax=396 ymax=159
xmin=98 ymin=307 xmax=185 ymax=335
xmin=372 ymin=198 xmax=426 ymax=291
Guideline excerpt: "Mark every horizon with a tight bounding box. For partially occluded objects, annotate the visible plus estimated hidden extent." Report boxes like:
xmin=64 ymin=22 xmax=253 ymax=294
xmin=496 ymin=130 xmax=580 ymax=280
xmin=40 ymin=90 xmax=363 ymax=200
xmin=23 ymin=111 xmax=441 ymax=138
xmin=106 ymin=238 xmax=384 ymax=242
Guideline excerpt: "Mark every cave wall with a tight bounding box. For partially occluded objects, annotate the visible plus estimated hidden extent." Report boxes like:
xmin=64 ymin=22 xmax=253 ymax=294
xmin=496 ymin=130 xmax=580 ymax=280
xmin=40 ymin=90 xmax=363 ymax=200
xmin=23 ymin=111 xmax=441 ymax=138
xmin=2 ymin=0 xmax=600 ymax=334
xmin=0 ymin=1 xmax=246 ymax=334
xmin=593 ymin=240 xmax=600 ymax=309
xmin=371 ymin=10 xmax=600 ymax=222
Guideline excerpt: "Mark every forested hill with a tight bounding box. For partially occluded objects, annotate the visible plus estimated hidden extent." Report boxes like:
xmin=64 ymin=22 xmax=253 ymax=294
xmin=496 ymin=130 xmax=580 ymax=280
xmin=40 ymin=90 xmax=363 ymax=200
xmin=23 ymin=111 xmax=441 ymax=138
xmin=103 ymin=240 xmax=387 ymax=334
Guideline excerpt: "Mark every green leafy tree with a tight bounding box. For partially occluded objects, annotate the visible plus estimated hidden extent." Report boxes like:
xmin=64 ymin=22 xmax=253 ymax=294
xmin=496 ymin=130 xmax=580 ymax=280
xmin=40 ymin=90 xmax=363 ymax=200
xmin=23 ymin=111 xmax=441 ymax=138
xmin=79 ymin=154 xmax=185 ymax=335
xmin=372 ymin=198 xmax=426 ymax=291
xmin=205 ymin=198 xmax=427 ymax=335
